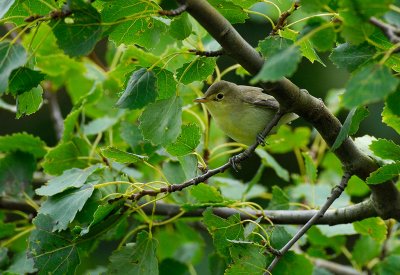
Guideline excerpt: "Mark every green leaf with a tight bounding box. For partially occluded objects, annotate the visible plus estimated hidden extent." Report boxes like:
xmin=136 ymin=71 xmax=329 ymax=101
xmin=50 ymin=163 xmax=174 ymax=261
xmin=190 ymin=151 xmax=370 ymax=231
xmin=16 ymin=86 xmax=43 ymax=118
xmin=8 ymin=67 xmax=45 ymax=95
xmin=366 ymin=162 xmax=400 ymax=184
xmin=273 ymin=251 xmax=313 ymax=275
xmin=0 ymin=42 xmax=26 ymax=95
xmin=42 ymin=138 xmax=90 ymax=175
xmin=102 ymin=0 xmax=167 ymax=49
xmin=62 ymin=108 xmax=81 ymax=142
xmin=374 ymin=255 xmax=400 ymax=275
xmin=83 ymin=116 xmax=119 ymax=136
xmin=39 ymin=184 xmax=95 ymax=231
xmin=116 ymin=68 xmax=158 ymax=109
xmin=0 ymin=221 xmax=15 ymax=239
xmin=176 ymin=57 xmax=216 ymax=84
xmin=370 ymin=139 xmax=400 ymax=161
xmin=255 ymin=149 xmax=289 ymax=181
xmin=166 ymin=123 xmax=201 ymax=156
xmin=203 ymin=208 xmax=244 ymax=254
xmin=36 ymin=164 xmax=102 ymax=196
xmin=4 ymin=251 xmax=37 ymax=275
xmin=331 ymin=106 xmax=369 ymax=151
xmin=169 ymin=13 xmax=192 ymax=40
xmin=301 ymin=0 xmax=330 ymax=13
xmin=153 ymin=67 xmax=177 ymax=100
xmin=352 ymin=235 xmax=380 ymax=267
xmin=353 ymin=217 xmax=387 ymax=242
xmin=382 ymin=90 xmax=400 ymax=134
xmin=190 ymin=183 xmax=224 ymax=203
xmin=346 ymin=175 xmax=370 ymax=197
xmin=159 ymin=259 xmax=189 ymax=275
xmin=0 ymin=0 xmax=14 ymax=19
xmin=29 ymin=214 xmax=80 ymax=275
xmin=258 ymin=36 xmax=293 ymax=58
xmin=108 ymin=231 xmax=158 ymax=275
xmin=4 ymin=0 xmax=56 ymax=26
xmin=0 ymin=132 xmax=47 ymax=158
xmin=178 ymin=154 xmax=198 ymax=180
xmin=330 ymin=43 xmax=376 ymax=72
xmin=226 ymin=244 xmax=267 ymax=275
xmin=343 ymin=64 xmax=399 ymax=108
xmin=0 ymin=152 xmax=35 ymax=199
xmin=269 ymin=186 xmax=290 ymax=210
xmin=266 ymin=126 xmax=311 ymax=153
xmin=139 ymin=96 xmax=182 ymax=146
xmin=251 ymin=46 xmax=302 ymax=83
xmin=303 ymin=152 xmax=317 ymax=183
xmin=301 ymin=18 xmax=336 ymax=52
xmin=51 ymin=0 xmax=102 ymax=57
xmin=208 ymin=0 xmax=249 ymax=24
xmin=101 ymin=146 xmax=148 ymax=163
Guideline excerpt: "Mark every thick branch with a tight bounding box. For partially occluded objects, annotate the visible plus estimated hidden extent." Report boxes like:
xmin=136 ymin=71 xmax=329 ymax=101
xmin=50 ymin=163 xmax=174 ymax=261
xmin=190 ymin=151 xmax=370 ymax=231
xmin=0 ymin=199 xmax=36 ymax=214
xmin=178 ymin=0 xmax=400 ymax=219
xmin=139 ymin=198 xmax=376 ymax=225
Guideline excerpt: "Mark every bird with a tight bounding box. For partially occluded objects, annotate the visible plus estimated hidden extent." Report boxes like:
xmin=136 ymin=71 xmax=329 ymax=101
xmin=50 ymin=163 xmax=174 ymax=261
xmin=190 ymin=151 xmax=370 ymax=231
xmin=194 ymin=80 xmax=297 ymax=146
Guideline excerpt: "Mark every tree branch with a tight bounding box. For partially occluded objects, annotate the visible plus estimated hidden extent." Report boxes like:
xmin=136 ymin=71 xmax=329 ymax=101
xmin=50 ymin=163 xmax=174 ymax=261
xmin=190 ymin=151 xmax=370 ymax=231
xmin=313 ymin=258 xmax=365 ymax=275
xmin=266 ymin=172 xmax=351 ymax=272
xmin=44 ymin=90 xmax=64 ymax=140
xmin=177 ymin=0 xmax=400 ymax=220
xmin=370 ymin=17 xmax=400 ymax=52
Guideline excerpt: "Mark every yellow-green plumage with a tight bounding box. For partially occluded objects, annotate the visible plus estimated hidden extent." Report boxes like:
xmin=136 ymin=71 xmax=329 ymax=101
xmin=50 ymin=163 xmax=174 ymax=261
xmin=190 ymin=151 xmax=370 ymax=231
xmin=196 ymin=81 xmax=297 ymax=145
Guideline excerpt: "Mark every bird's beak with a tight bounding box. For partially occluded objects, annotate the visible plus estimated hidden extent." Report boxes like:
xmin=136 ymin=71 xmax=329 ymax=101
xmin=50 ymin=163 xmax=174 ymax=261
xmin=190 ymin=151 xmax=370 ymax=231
xmin=194 ymin=97 xmax=208 ymax=103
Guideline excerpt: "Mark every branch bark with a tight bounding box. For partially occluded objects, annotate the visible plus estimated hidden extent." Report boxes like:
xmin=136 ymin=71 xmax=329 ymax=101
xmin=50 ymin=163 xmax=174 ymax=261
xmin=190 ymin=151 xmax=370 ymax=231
xmin=177 ymin=0 xmax=400 ymax=220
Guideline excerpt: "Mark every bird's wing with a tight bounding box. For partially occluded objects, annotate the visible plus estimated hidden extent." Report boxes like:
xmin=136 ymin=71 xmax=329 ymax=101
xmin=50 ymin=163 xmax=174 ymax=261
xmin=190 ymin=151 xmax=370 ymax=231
xmin=238 ymin=86 xmax=280 ymax=110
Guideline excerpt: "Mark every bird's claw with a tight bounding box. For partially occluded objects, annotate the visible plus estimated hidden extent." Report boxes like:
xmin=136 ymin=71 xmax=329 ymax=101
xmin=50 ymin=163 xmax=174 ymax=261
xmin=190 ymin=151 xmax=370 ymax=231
xmin=229 ymin=155 xmax=241 ymax=172
xmin=257 ymin=133 xmax=266 ymax=146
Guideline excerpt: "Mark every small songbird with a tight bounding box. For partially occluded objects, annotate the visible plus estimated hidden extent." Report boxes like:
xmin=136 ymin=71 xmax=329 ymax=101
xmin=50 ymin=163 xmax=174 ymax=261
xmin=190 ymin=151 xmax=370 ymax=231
xmin=194 ymin=80 xmax=297 ymax=145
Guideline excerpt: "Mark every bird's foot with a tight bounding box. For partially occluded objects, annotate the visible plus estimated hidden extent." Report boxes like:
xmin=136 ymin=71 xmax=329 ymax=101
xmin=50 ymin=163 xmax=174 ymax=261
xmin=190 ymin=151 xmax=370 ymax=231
xmin=256 ymin=133 xmax=266 ymax=146
xmin=229 ymin=155 xmax=242 ymax=172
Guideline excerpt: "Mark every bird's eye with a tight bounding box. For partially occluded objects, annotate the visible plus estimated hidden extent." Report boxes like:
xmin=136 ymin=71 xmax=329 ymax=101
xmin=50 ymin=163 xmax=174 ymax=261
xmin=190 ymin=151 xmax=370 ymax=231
xmin=216 ymin=93 xmax=224 ymax=100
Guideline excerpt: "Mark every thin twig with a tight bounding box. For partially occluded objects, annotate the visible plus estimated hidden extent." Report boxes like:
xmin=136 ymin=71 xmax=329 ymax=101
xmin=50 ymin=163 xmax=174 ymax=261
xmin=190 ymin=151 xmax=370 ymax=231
xmin=158 ymin=4 xmax=187 ymax=16
xmin=266 ymin=172 xmax=352 ymax=273
xmin=313 ymin=258 xmax=365 ymax=275
xmin=270 ymin=2 xmax=300 ymax=35
xmin=370 ymin=17 xmax=400 ymax=52
xmin=188 ymin=49 xmax=225 ymax=57
xmin=128 ymin=111 xmax=285 ymax=201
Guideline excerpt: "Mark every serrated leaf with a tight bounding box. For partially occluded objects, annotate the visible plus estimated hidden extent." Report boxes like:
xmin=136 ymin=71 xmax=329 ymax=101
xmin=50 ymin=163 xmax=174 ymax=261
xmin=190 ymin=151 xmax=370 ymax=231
xmin=0 ymin=151 xmax=35 ymax=199
xmin=108 ymin=231 xmax=158 ymax=275
xmin=153 ymin=67 xmax=177 ymax=100
xmin=190 ymin=183 xmax=223 ymax=203
xmin=16 ymin=86 xmax=43 ymax=118
xmin=39 ymin=184 xmax=95 ymax=231
xmin=42 ymin=138 xmax=90 ymax=175
xmin=266 ymin=126 xmax=311 ymax=153
xmin=370 ymin=139 xmax=400 ymax=161
xmin=258 ymin=36 xmax=293 ymax=58
xmin=102 ymin=0 xmax=167 ymax=49
xmin=352 ymin=235 xmax=380 ymax=266
xmin=8 ymin=67 xmax=45 ymax=95
xmin=330 ymin=43 xmax=376 ymax=72
xmin=303 ymin=152 xmax=318 ymax=183
xmin=374 ymin=255 xmax=400 ymax=275
xmin=301 ymin=18 xmax=336 ymax=52
xmin=139 ymin=96 xmax=182 ymax=146
xmin=82 ymin=116 xmax=119 ymax=136
xmin=29 ymin=214 xmax=80 ymax=275
xmin=62 ymin=108 xmax=81 ymax=142
xmin=301 ymin=0 xmax=330 ymax=13
xmin=343 ymin=64 xmax=399 ymax=108
xmin=382 ymin=90 xmax=400 ymax=134
xmin=346 ymin=175 xmax=370 ymax=197
xmin=225 ymin=244 xmax=267 ymax=275
xmin=273 ymin=251 xmax=313 ymax=275
xmin=51 ymin=0 xmax=102 ymax=57
xmin=255 ymin=149 xmax=289 ymax=181
xmin=269 ymin=186 xmax=290 ymax=210
xmin=36 ymin=164 xmax=102 ymax=196
xmin=116 ymin=68 xmax=158 ymax=109
xmin=101 ymin=146 xmax=148 ymax=163
xmin=0 ymin=42 xmax=26 ymax=95
xmin=251 ymin=46 xmax=302 ymax=83
xmin=166 ymin=123 xmax=201 ymax=156
xmin=366 ymin=162 xmax=400 ymax=184
xmin=353 ymin=217 xmax=387 ymax=242
xmin=203 ymin=208 xmax=244 ymax=254
xmin=331 ymin=106 xmax=369 ymax=151
xmin=170 ymin=13 xmax=192 ymax=40
xmin=176 ymin=57 xmax=216 ymax=84
xmin=4 ymin=0 xmax=56 ymax=26
xmin=208 ymin=0 xmax=249 ymax=24
xmin=0 ymin=132 xmax=47 ymax=158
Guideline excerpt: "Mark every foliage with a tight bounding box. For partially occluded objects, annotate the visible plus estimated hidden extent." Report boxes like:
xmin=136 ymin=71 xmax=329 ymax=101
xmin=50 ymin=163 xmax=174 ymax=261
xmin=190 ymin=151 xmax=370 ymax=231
xmin=0 ymin=0 xmax=400 ymax=274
